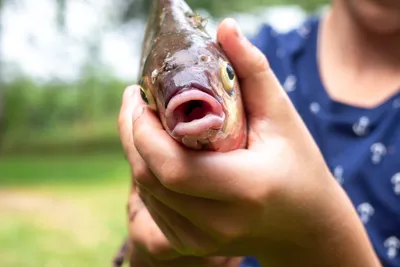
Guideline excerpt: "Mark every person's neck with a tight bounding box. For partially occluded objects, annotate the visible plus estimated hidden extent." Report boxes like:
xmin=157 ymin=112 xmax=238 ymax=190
xmin=317 ymin=3 xmax=400 ymax=108
xmin=324 ymin=2 xmax=400 ymax=69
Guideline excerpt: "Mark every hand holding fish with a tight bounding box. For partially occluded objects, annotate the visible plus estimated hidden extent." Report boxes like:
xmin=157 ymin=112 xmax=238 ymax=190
xmin=118 ymin=17 xmax=380 ymax=267
xmin=117 ymin=186 xmax=242 ymax=267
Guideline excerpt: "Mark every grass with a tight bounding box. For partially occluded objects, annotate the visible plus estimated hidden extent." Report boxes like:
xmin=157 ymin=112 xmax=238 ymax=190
xmin=0 ymin=152 xmax=132 ymax=267
xmin=1 ymin=116 xmax=123 ymax=156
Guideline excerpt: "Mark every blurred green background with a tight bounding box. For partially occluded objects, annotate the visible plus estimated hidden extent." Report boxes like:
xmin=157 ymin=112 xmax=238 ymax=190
xmin=0 ymin=0 xmax=328 ymax=266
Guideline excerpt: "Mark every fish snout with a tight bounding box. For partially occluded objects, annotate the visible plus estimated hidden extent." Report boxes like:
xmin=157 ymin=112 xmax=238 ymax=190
xmin=165 ymin=89 xmax=225 ymax=138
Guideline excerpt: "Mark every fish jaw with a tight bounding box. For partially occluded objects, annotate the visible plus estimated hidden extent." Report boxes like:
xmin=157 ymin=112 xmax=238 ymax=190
xmin=165 ymin=89 xmax=225 ymax=139
xmin=179 ymin=113 xmax=248 ymax=152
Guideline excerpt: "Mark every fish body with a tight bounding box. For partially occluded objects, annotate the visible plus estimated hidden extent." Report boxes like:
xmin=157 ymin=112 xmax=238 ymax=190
xmin=139 ymin=0 xmax=247 ymax=152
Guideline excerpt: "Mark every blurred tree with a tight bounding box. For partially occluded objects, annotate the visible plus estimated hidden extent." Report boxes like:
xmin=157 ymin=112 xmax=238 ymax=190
xmin=0 ymin=0 xmax=66 ymax=146
xmin=116 ymin=0 xmax=330 ymax=22
xmin=0 ymin=0 xmax=5 ymax=145
xmin=56 ymin=0 xmax=66 ymax=31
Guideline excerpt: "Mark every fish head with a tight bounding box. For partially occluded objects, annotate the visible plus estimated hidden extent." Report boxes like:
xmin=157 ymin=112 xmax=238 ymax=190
xmin=140 ymin=37 xmax=247 ymax=151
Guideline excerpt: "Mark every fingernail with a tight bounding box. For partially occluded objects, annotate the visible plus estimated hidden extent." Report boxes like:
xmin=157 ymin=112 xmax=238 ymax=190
xmin=231 ymin=19 xmax=243 ymax=40
xmin=123 ymin=85 xmax=137 ymax=100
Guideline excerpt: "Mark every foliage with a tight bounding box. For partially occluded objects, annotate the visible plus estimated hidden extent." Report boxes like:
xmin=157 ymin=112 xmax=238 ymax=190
xmin=117 ymin=0 xmax=330 ymax=21
xmin=1 ymin=69 xmax=129 ymax=154
xmin=56 ymin=0 xmax=67 ymax=31
xmin=186 ymin=0 xmax=330 ymax=15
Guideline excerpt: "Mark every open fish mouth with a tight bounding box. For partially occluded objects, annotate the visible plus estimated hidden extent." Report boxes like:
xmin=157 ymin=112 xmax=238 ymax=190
xmin=165 ymin=89 xmax=225 ymax=137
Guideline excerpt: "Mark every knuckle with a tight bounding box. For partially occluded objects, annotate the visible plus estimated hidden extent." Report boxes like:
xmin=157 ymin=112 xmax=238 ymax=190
xmin=205 ymin=216 xmax=248 ymax=244
xmin=169 ymin=235 xmax=219 ymax=257
xmin=249 ymin=176 xmax=282 ymax=209
xmin=215 ymin=222 xmax=248 ymax=243
xmin=132 ymin=125 xmax=148 ymax=153
xmin=252 ymin=49 xmax=271 ymax=74
xmin=187 ymin=245 xmax=219 ymax=257
xmin=248 ymin=160 xmax=287 ymax=206
xmin=158 ymin=159 xmax=187 ymax=190
xmin=132 ymin=109 xmax=148 ymax=136
xmin=132 ymin=121 xmax=144 ymax=141
xmin=133 ymin=164 xmax=152 ymax=184
xmin=147 ymin=238 xmax=174 ymax=260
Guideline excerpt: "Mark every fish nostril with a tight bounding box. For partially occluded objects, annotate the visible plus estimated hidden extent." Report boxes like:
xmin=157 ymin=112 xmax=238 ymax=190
xmin=200 ymin=55 xmax=210 ymax=63
xmin=164 ymin=62 xmax=178 ymax=72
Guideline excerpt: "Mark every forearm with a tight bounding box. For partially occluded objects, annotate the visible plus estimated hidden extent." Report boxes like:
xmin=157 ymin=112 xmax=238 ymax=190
xmin=257 ymin=183 xmax=382 ymax=267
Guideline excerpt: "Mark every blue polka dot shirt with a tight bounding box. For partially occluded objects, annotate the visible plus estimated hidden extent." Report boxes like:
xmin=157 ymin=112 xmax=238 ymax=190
xmin=240 ymin=17 xmax=400 ymax=267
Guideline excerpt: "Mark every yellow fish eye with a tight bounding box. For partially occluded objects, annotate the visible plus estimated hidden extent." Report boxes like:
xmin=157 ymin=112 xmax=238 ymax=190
xmin=220 ymin=60 xmax=236 ymax=94
xmin=139 ymin=79 xmax=157 ymax=111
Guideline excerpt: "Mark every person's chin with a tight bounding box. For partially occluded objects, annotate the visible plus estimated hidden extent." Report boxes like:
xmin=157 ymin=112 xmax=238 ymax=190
xmin=348 ymin=0 xmax=400 ymax=35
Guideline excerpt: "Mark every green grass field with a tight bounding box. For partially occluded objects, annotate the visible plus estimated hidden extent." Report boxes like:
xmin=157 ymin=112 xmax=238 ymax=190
xmin=0 ymin=153 xmax=132 ymax=267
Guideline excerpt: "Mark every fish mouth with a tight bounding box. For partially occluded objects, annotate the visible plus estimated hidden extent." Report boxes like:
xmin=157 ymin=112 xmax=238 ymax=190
xmin=165 ymin=88 xmax=225 ymax=138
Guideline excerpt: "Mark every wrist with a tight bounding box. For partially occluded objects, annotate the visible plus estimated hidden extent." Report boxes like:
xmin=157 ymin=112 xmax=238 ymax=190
xmin=205 ymin=257 xmax=243 ymax=267
xmin=224 ymin=257 xmax=244 ymax=267
xmin=256 ymin=180 xmax=381 ymax=267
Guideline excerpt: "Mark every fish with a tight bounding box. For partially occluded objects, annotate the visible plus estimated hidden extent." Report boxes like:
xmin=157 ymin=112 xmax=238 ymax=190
xmin=138 ymin=0 xmax=247 ymax=152
xmin=113 ymin=0 xmax=247 ymax=265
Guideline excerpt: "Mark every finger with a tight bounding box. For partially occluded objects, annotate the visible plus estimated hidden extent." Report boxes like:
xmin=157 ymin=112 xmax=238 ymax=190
xmin=118 ymin=85 xmax=146 ymax=161
xmin=127 ymin=186 xmax=179 ymax=260
xmin=217 ymin=18 xmax=297 ymax=123
xmin=118 ymin=85 xmax=161 ymax=189
xmin=142 ymin=191 xmax=219 ymax=256
xmin=133 ymin=109 xmax=267 ymax=200
xmin=138 ymin=180 xmax=253 ymax=244
xmin=129 ymin=100 xmax=182 ymax=190
xmin=143 ymin=198 xmax=185 ymax=256
xmin=130 ymin=145 xmax=159 ymax=189
xmin=129 ymin=199 xmax=180 ymax=260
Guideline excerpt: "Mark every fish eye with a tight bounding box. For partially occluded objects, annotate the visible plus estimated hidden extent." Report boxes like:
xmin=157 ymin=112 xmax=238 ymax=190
xmin=139 ymin=79 xmax=157 ymax=111
xmin=140 ymin=87 xmax=149 ymax=104
xmin=220 ymin=60 xmax=236 ymax=94
xmin=226 ymin=64 xmax=235 ymax=80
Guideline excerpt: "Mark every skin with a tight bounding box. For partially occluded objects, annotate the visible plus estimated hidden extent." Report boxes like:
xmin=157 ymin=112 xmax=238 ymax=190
xmin=319 ymin=0 xmax=400 ymax=108
xmin=118 ymin=0 xmax=400 ymax=266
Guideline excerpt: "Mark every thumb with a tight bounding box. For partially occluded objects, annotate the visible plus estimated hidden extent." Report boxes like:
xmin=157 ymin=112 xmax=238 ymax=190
xmin=217 ymin=18 xmax=297 ymax=125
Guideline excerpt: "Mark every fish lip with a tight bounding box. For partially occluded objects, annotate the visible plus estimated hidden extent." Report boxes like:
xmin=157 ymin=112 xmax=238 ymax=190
xmin=165 ymin=89 xmax=225 ymax=137
xmin=164 ymin=82 xmax=216 ymax=109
